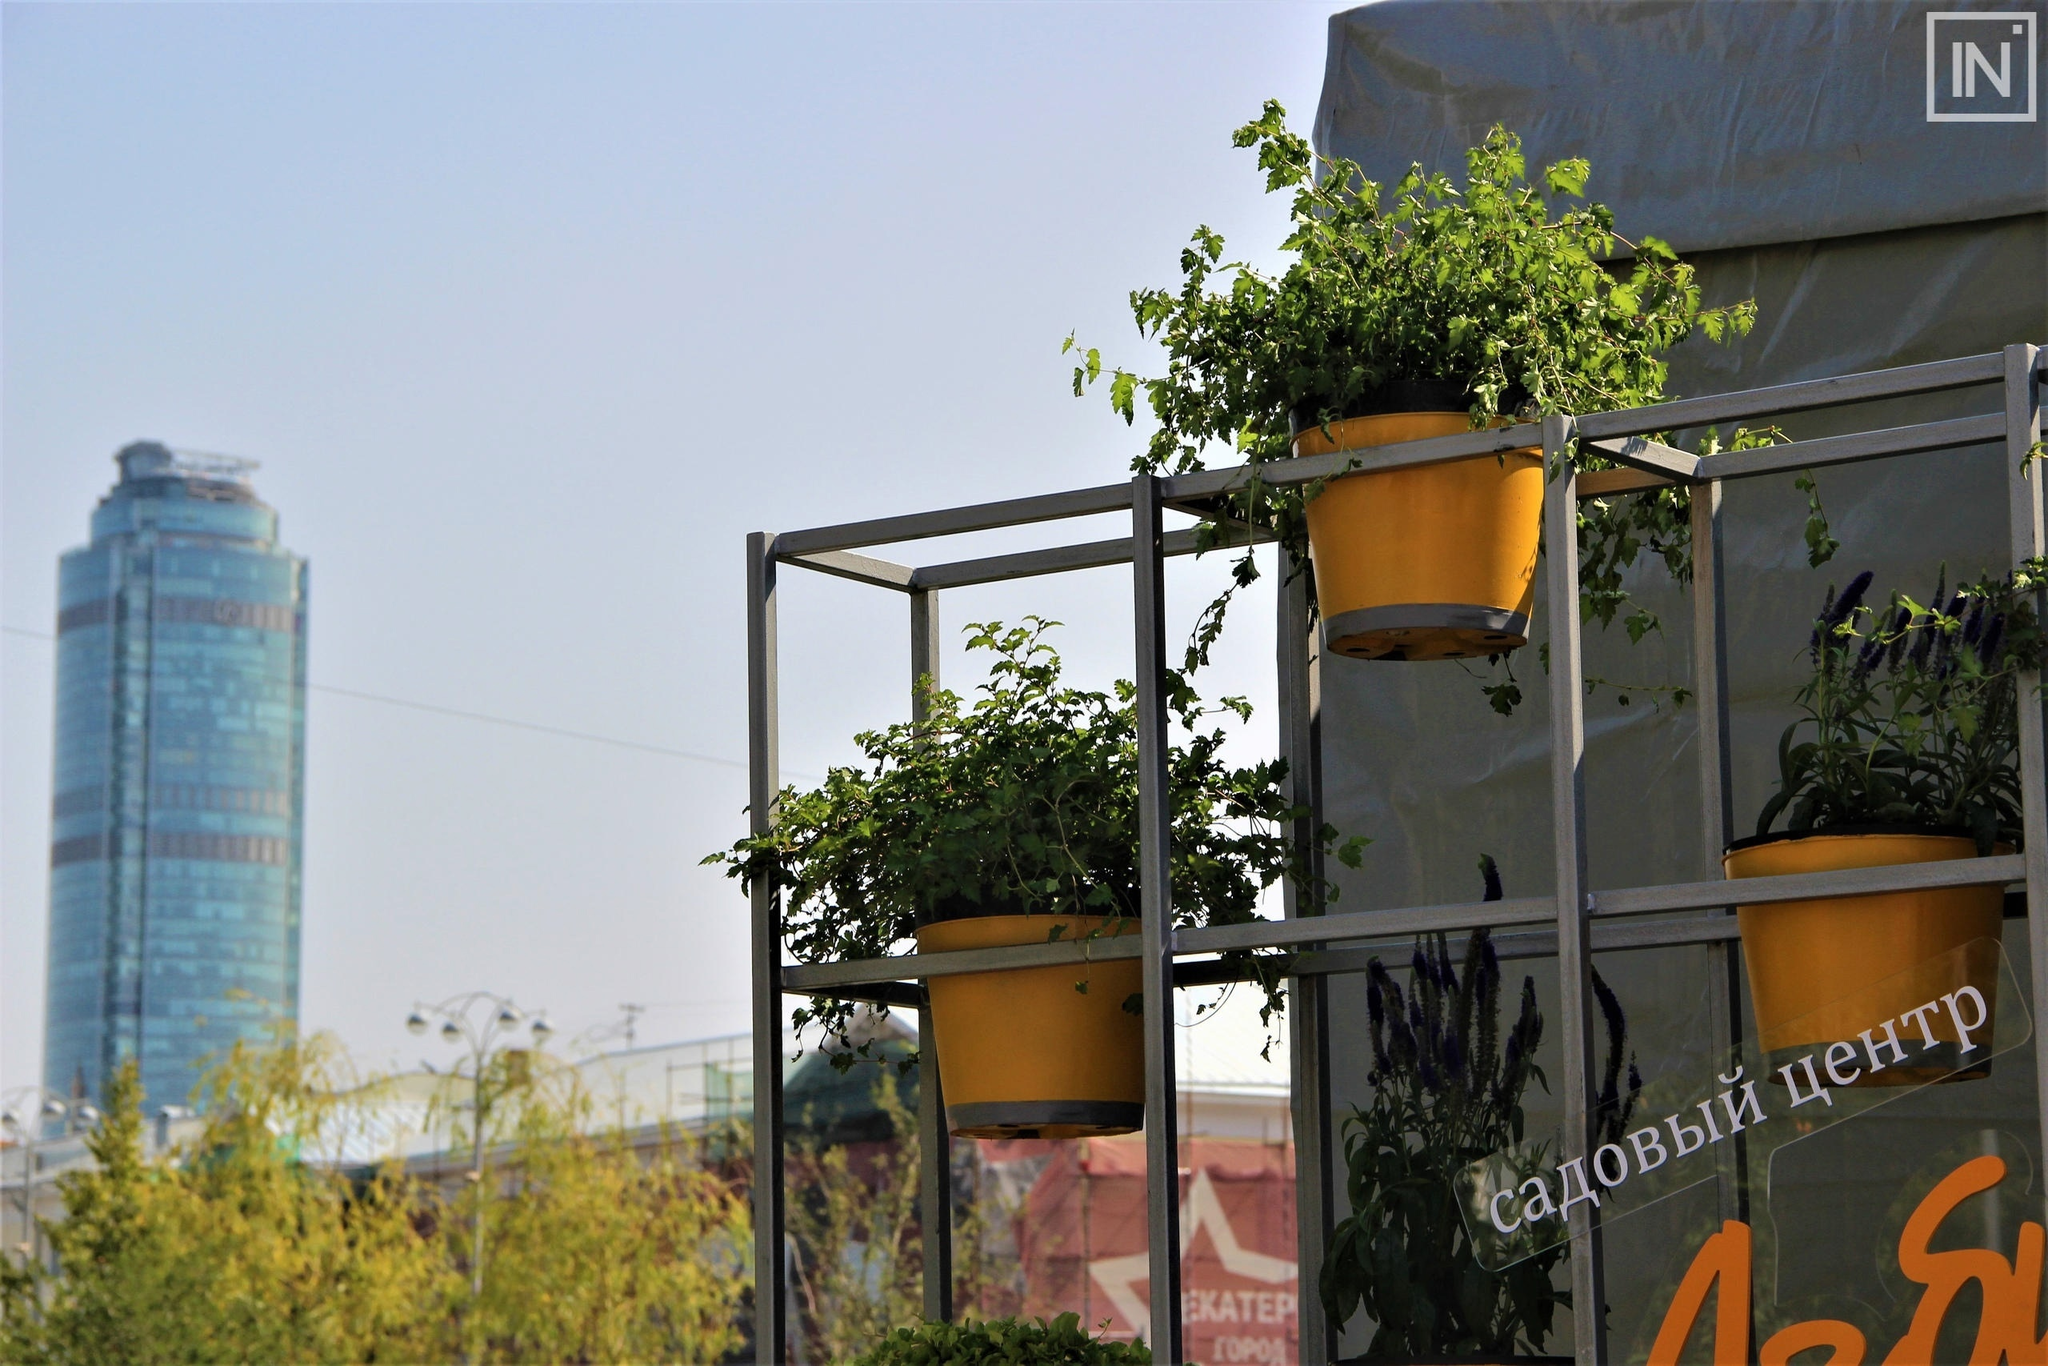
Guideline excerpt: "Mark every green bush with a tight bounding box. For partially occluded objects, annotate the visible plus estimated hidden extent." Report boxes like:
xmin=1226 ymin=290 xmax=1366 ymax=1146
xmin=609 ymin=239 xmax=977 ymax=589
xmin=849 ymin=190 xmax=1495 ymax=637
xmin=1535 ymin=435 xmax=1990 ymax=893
xmin=852 ymin=1313 xmax=1151 ymax=1365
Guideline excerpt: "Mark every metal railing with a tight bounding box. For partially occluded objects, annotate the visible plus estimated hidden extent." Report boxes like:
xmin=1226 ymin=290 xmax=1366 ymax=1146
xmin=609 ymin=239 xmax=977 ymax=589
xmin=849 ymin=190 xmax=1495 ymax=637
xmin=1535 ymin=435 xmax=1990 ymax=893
xmin=746 ymin=344 xmax=2048 ymax=1364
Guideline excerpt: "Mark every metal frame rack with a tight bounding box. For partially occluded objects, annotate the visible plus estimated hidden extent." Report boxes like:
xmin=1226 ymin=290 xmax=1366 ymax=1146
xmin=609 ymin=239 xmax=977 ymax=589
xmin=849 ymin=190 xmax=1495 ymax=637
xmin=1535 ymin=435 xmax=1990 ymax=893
xmin=746 ymin=344 xmax=2047 ymax=1365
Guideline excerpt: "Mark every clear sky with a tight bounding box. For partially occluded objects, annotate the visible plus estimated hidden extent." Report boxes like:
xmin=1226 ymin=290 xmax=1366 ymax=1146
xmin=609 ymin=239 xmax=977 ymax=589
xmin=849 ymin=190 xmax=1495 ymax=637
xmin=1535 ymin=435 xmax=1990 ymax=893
xmin=1 ymin=1 xmax=1336 ymax=1092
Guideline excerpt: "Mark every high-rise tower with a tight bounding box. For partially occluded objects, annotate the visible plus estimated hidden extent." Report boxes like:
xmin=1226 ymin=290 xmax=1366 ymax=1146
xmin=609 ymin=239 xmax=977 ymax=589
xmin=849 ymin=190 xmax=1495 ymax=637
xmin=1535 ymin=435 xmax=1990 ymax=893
xmin=45 ymin=441 xmax=308 ymax=1110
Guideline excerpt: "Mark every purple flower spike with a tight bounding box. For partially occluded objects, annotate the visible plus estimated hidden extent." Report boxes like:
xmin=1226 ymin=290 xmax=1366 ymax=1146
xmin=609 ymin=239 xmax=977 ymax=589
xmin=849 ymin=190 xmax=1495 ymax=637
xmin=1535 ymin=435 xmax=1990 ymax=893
xmin=1981 ymin=613 xmax=2007 ymax=666
xmin=1831 ymin=571 xmax=1875 ymax=627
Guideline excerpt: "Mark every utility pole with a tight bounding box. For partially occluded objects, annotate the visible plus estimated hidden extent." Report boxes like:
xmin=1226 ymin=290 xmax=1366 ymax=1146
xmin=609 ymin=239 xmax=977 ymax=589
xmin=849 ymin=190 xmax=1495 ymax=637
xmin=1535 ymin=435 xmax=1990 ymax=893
xmin=406 ymin=993 xmax=553 ymax=1307
xmin=1 ymin=1088 xmax=98 ymax=1270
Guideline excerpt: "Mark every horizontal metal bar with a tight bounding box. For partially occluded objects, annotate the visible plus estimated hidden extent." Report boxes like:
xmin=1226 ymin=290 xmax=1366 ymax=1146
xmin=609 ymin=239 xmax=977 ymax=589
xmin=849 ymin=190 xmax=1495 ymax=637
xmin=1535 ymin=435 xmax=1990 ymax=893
xmin=1178 ymin=895 xmax=1556 ymax=955
xmin=1696 ymin=412 xmax=2005 ymax=481
xmin=782 ymin=933 xmax=1142 ymax=990
xmin=1576 ymin=352 xmax=2008 ymax=440
xmin=1588 ymin=435 xmax=1701 ymax=483
xmin=785 ymin=550 xmax=916 ymax=591
xmin=1289 ymin=913 xmax=1746 ymax=979
xmin=767 ymin=353 xmax=2035 ymax=565
xmin=772 ymin=483 xmax=1133 ymax=559
xmin=780 ymin=856 xmax=2022 ymax=991
xmin=909 ymin=525 xmax=1265 ymax=592
xmin=1592 ymin=853 xmax=2024 ymax=917
xmin=1576 ymin=467 xmax=1675 ymax=498
xmin=780 ymin=980 xmax=926 ymax=1008
xmin=1158 ymin=423 xmax=1544 ymax=501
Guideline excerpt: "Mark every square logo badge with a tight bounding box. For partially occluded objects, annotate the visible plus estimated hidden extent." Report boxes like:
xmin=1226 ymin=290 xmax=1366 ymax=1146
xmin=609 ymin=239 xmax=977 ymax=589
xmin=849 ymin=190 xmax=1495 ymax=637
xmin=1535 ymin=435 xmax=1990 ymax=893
xmin=1928 ymin=11 xmax=2039 ymax=121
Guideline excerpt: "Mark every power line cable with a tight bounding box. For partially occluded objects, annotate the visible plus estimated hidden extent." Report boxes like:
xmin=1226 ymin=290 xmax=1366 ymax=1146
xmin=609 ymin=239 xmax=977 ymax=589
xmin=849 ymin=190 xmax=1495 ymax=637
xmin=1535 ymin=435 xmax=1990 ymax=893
xmin=3 ymin=624 xmax=760 ymax=773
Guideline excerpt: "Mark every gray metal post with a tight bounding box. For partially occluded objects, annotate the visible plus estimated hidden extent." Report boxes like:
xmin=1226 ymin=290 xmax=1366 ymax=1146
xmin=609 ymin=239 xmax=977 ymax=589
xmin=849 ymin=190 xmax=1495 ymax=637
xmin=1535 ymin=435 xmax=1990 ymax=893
xmin=1689 ymin=481 xmax=1749 ymax=1227
xmin=2004 ymin=345 xmax=2048 ymax=1208
xmin=1280 ymin=567 xmax=1335 ymax=1362
xmin=1542 ymin=417 xmax=1607 ymax=1364
xmin=911 ymin=588 xmax=954 ymax=1323
xmin=747 ymin=532 xmax=788 ymax=1364
xmin=1132 ymin=475 xmax=1185 ymax=1364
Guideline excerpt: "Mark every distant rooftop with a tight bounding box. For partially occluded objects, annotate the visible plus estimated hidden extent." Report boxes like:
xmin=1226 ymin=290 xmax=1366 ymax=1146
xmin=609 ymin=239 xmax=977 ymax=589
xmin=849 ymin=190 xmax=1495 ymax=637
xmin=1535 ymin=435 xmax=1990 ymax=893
xmin=116 ymin=440 xmax=260 ymax=488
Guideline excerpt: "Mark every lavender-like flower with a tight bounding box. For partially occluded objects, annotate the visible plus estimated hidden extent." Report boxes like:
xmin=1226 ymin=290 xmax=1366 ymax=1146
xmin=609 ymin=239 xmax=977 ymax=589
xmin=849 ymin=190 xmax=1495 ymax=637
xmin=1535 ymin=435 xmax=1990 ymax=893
xmin=1885 ymin=605 xmax=1912 ymax=671
xmin=1479 ymin=853 xmax=1503 ymax=903
xmin=1909 ymin=611 xmax=1936 ymax=670
xmin=1829 ymin=571 xmax=1874 ymax=631
xmin=1811 ymin=584 xmax=1838 ymax=660
xmin=1981 ymin=612 xmax=2006 ymax=668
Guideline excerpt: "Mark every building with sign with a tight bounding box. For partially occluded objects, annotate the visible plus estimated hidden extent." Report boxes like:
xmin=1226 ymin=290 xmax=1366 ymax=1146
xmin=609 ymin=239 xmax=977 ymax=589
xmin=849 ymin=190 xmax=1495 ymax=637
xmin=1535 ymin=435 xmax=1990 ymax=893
xmin=42 ymin=441 xmax=308 ymax=1112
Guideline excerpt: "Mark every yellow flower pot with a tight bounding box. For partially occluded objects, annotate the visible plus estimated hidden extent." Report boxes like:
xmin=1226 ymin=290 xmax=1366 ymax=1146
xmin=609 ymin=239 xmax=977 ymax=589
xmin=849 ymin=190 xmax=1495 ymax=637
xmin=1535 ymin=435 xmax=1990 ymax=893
xmin=1295 ymin=412 xmax=1543 ymax=662
xmin=1723 ymin=829 xmax=2003 ymax=1085
xmin=917 ymin=912 xmax=1144 ymax=1138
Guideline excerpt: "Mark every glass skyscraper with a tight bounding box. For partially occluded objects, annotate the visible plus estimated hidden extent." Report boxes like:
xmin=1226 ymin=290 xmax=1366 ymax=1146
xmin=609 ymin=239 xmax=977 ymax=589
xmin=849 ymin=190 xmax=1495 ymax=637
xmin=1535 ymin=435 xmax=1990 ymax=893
xmin=45 ymin=441 xmax=308 ymax=1111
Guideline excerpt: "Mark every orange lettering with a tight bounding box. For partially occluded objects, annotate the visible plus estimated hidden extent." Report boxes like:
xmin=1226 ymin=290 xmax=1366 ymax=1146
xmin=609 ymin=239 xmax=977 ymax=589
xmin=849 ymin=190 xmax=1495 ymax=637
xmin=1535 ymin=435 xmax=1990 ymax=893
xmin=1761 ymin=1319 xmax=1865 ymax=1365
xmin=1647 ymin=1157 xmax=2048 ymax=1365
xmin=1886 ymin=1155 xmax=2037 ymax=1365
xmin=1978 ymin=1215 xmax=2047 ymax=1365
xmin=1648 ymin=1220 xmax=1751 ymax=1366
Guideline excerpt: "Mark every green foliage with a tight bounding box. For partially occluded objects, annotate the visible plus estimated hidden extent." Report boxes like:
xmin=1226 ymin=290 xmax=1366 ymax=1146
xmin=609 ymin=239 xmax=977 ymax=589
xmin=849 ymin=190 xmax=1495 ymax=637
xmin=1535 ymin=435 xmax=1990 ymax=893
xmin=1 ymin=1050 xmax=454 ymax=1366
xmin=708 ymin=619 xmax=1365 ymax=1062
xmin=1321 ymin=861 xmax=1640 ymax=1359
xmin=1 ymin=1040 xmax=753 ymax=1366
xmin=1756 ymin=565 xmax=2046 ymax=852
xmin=462 ymin=1082 xmax=751 ymax=1364
xmin=1070 ymin=101 xmax=1754 ymax=685
xmin=852 ymin=1312 xmax=1150 ymax=1366
xmin=1576 ymin=425 xmax=1789 ymax=654
xmin=784 ymin=1072 xmax=1020 ymax=1362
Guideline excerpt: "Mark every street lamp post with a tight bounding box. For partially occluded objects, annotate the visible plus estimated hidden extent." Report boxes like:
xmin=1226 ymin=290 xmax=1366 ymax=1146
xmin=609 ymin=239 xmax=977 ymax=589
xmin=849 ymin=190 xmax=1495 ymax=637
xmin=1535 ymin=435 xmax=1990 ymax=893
xmin=0 ymin=1087 xmax=100 ymax=1270
xmin=405 ymin=992 xmax=552 ymax=1305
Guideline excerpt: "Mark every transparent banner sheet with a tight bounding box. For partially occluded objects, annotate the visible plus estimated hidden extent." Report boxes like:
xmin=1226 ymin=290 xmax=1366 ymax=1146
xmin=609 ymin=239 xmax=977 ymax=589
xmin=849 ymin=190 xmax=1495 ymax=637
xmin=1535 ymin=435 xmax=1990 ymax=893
xmin=1456 ymin=939 xmax=2033 ymax=1272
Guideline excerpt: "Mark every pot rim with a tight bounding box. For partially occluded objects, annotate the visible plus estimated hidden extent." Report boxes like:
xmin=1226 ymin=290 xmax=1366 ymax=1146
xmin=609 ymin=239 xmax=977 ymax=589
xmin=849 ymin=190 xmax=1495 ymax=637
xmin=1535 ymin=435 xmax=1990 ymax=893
xmin=1289 ymin=379 xmax=1531 ymax=433
xmin=1724 ymin=822 xmax=1975 ymax=856
xmin=914 ymin=897 xmax=1139 ymax=929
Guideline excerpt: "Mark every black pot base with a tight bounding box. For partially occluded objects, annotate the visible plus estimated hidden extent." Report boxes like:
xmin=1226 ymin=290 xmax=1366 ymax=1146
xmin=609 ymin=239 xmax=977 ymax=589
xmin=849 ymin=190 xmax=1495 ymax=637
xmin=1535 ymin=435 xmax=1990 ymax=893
xmin=1324 ymin=604 xmax=1530 ymax=662
xmin=947 ymin=1099 xmax=1143 ymax=1140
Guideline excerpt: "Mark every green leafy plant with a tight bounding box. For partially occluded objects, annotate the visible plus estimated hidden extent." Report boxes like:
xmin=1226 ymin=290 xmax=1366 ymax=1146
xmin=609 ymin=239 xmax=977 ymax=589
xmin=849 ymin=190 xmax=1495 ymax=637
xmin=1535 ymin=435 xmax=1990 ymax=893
xmin=1069 ymin=100 xmax=1756 ymax=697
xmin=1321 ymin=858 xmax=1639 ymax=1359
xmin=0 ymin=1042 xmax=753 ymax=1366
xmin=1757 ymin=565 xmax=2046 ymax=852
xmin=852 ymin=1312 xmax=1150 ymax=1365
xmin=781 ymin=1070 xmax=1021 ymax=1362
xmin=707 ymin=619 xmax=1364 ymax=1066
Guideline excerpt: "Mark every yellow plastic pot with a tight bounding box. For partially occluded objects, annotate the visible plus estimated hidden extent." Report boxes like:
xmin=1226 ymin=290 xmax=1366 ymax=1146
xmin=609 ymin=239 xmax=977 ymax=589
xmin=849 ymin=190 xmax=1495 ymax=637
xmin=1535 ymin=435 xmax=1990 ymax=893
xmin=917 ymin=913 xmax=1144 ymax=1138
xmin=1723 ymin=830 xmax=2003 ymax=1084
xmin=1296 ymin=412 xmax=1543 ymax=661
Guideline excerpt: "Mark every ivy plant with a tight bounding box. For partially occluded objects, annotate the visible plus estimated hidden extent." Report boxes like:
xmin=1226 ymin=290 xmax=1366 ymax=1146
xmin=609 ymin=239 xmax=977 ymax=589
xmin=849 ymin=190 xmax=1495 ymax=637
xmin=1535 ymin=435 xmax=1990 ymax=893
xmin=1321 ymin=858 xmax=1639 ymax=1359
xmin=1069 ymin=101 xmax=1761 ymax=701
xmin=707 ymin=619 xmax=1365 ymax=1067
xmin=853 ymin=1313 xmax=1151 ymax=1366
xmin=1756 ymin=564 xmax=2046 ymax=853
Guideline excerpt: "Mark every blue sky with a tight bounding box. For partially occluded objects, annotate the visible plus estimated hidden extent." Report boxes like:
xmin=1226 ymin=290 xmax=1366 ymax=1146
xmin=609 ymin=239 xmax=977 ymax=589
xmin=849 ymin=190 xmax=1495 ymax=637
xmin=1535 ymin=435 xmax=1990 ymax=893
xmin=1 ymin=1 xmax=1339 ymax=1091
